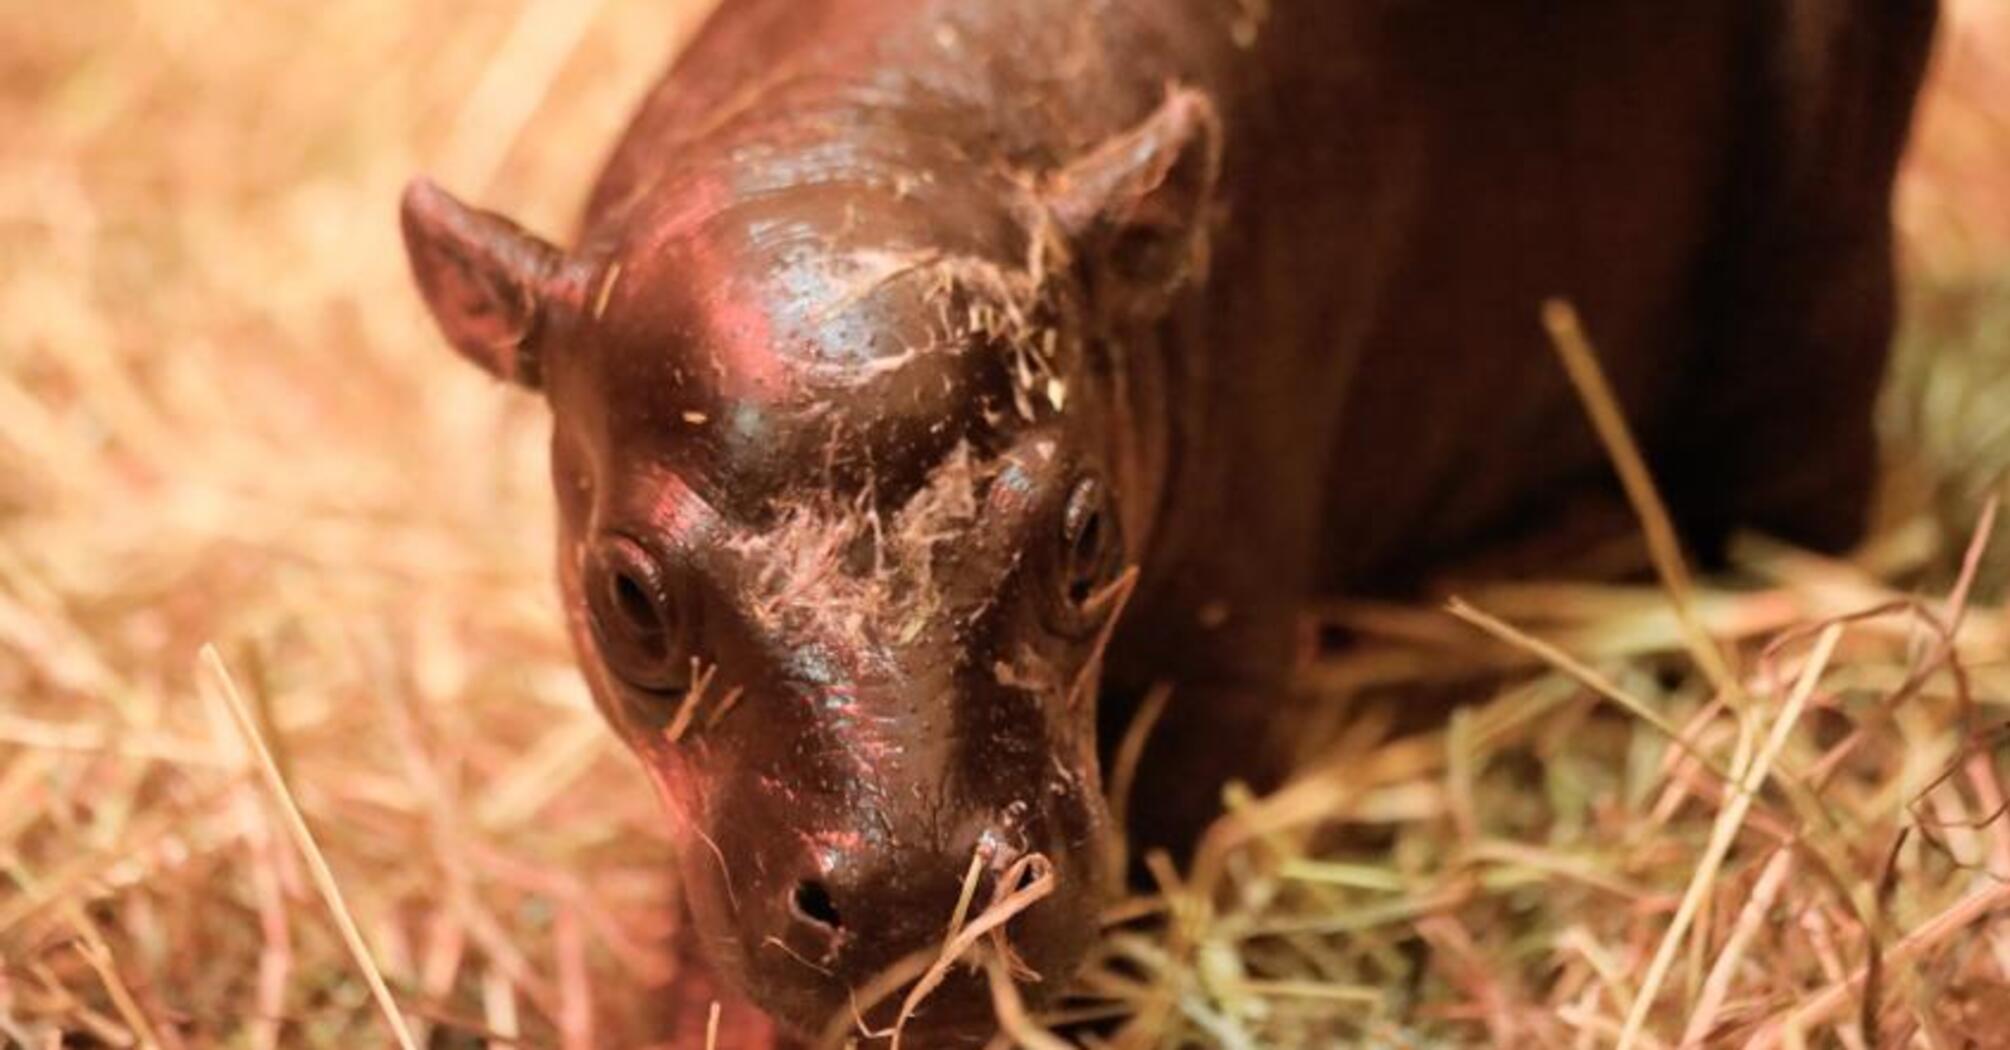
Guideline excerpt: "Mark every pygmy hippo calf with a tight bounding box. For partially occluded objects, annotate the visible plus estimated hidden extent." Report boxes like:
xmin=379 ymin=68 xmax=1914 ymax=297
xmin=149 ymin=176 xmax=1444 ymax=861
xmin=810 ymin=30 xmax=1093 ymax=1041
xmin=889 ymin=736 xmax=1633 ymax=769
xmin=401 ymin=0 xmax=1935 ymax=1043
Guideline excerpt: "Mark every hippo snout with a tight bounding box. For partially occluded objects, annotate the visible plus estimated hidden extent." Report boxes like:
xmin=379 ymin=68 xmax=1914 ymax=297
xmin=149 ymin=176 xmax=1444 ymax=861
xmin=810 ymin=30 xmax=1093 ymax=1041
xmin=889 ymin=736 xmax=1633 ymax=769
xmin=682 ymin=772 xmax=1109 ymax=1043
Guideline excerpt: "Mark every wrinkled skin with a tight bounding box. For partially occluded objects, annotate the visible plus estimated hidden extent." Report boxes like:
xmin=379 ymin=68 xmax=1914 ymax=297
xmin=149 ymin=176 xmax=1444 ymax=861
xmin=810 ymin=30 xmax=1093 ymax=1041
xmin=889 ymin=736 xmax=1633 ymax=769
xmin=401 ymin=0 xmax=1936 ymax=1044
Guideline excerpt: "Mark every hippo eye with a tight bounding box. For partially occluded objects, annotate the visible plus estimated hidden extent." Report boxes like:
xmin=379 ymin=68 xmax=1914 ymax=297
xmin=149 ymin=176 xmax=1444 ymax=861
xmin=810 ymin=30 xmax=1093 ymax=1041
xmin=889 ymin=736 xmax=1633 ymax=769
xmin=585 ymin=536 xmax=692 ymax=694
xmin=1057 ymin=476 xmax=1122 ymax=615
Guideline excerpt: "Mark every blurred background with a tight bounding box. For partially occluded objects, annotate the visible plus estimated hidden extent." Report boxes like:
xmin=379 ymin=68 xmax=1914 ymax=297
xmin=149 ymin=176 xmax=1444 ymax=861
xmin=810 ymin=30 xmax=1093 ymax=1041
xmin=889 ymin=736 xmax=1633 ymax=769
xmin=1 ymin=1 xmax=2005 ymax=1046
xmin=2 ymin=2 xmax=721 ymax=1045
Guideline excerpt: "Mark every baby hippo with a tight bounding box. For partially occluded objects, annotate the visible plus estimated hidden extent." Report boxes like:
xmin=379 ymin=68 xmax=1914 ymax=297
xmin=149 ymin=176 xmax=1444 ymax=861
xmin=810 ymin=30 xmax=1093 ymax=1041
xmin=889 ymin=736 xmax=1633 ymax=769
xmin=401 ymin=0 xmax=1935 ymax=1043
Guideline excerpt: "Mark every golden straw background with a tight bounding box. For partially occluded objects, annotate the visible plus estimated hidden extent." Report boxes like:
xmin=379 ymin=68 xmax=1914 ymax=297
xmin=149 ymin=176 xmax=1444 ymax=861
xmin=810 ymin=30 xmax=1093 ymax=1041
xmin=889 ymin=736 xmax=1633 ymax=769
xmin=3 ymin=1 xmax=2008 ymax=1047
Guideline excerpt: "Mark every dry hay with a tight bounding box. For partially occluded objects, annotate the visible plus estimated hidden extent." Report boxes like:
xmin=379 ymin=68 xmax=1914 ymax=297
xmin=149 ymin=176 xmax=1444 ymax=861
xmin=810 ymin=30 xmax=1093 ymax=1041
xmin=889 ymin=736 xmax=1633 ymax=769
xmin=4 ymin=1 xmax=2010 ymax=1048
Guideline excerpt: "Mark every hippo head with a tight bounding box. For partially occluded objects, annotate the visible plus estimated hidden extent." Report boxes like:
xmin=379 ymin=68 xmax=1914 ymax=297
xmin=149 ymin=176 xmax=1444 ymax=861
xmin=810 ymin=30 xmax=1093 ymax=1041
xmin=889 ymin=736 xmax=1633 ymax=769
xmin=401 ymin=91 xmax=1219 ymax=1042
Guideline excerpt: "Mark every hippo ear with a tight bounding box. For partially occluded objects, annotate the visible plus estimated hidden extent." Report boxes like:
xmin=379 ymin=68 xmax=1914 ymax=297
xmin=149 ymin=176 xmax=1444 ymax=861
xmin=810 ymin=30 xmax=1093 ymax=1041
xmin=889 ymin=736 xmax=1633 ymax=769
xmin=400 ymin=177 xmax=579 ymax=388
xmin=1041 ymin=87 xmax=1223 ymax=315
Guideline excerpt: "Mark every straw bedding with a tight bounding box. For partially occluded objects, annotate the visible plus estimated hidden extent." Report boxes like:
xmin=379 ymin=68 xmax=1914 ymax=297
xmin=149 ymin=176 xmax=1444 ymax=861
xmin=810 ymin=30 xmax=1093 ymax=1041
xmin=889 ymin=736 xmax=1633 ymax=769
xmin=3 ymin=1 xmax=2007 ymax=1046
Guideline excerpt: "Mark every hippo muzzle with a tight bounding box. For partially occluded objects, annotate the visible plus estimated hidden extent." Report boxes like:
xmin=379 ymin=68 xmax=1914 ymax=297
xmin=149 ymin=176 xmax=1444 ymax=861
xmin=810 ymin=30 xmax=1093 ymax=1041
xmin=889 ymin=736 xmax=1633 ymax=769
xmin=573 ymin=465 xmax=1124 ymax=1037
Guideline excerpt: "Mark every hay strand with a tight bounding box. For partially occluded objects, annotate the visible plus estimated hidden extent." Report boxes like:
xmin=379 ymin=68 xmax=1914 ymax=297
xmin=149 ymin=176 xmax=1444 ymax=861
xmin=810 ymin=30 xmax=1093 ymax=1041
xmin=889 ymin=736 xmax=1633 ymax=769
xmin=1618 ymin=624 xmax=1842 ymax=1049
xmin=1542 ymin=299 xmax=1741 ymax=701
xmin=4 ymin=3 xmax=2008 ymax=1047
xmin=200 ymin=646 xmax=420 ymax=1050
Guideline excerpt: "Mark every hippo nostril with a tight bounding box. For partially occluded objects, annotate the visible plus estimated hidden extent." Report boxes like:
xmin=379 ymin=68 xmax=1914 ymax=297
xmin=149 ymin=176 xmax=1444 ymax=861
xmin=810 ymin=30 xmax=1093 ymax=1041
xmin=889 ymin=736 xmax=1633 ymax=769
xmin=790 ymin=880 xmax=843 ymax=930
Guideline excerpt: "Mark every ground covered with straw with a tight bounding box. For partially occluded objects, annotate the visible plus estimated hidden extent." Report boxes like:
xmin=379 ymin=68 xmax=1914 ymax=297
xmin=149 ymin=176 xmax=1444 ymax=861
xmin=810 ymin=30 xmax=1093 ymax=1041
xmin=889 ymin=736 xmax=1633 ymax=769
xmin=3 ymin=2 xmax=2009 ymax=1047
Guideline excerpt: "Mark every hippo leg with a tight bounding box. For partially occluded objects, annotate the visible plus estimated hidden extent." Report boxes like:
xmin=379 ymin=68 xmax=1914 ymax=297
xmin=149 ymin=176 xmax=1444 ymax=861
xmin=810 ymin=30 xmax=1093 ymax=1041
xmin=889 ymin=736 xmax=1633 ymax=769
xmin=1100 ymin=592 xmax=1310 ymax=865
xmin=1667 ymin=0 xmax=1937 ymax=557
xmin=1670 ymin=218 xmax=1896 ymax=559
xmin=1101 ymin=676 xmax=1296 ymax=865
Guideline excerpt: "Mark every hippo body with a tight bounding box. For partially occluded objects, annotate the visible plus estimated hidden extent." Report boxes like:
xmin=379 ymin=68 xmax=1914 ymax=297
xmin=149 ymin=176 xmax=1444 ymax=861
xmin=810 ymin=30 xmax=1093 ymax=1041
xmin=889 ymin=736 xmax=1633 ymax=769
xmin=402 ymin=0 xmax=1935 ymax=1043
